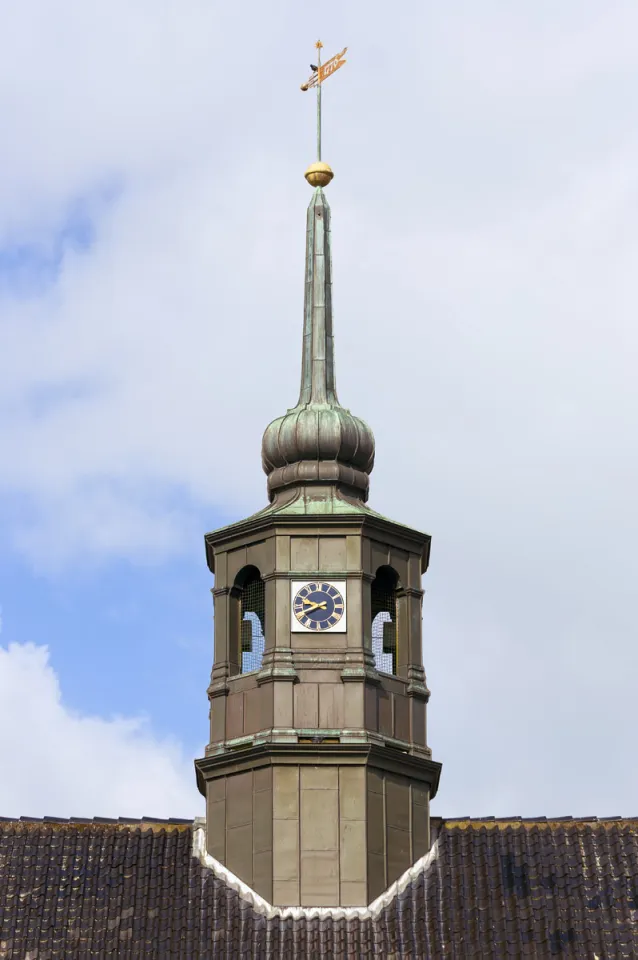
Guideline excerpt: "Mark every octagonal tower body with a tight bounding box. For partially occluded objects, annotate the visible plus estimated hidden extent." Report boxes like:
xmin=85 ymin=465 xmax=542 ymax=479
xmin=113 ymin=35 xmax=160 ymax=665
xmin=195 ymin=179 xmax=440 ymax=908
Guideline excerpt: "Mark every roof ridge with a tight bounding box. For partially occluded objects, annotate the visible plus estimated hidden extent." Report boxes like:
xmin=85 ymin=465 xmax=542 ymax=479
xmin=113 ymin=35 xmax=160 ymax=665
xmin=0 ymin=815 xmax=194 ymax=825
xmin=3 ymin=814 xmax=635 ymax=825
xmin=442 ymin=815 xmax=637 ymax=823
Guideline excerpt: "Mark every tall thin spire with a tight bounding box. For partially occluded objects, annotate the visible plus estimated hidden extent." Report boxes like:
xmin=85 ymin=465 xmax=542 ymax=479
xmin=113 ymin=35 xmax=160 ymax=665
xmin=261 ymin=43 xmax=374 ymax=504
xmin=298 ymin=187 xmax=336 ymax=406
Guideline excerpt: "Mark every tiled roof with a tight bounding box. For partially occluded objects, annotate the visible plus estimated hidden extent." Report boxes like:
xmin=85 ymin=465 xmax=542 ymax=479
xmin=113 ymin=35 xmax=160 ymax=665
xmin=1 ymin=815 xmax=637 ymax=958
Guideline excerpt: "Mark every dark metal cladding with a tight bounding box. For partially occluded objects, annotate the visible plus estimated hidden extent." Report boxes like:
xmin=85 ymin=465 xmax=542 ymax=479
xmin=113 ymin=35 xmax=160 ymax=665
xmin=262 ymin=187 xmax=375 ymax=503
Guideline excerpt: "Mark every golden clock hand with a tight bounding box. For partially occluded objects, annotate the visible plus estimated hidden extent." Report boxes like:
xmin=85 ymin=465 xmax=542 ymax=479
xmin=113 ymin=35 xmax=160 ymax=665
xmin=302 ymin=599 xmax=327 ymax=611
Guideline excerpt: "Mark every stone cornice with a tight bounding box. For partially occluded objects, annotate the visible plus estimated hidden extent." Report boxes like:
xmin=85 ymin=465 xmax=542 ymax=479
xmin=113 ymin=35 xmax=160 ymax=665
xmin=205 ymin=512 xmax=431 ymax=571
xmin=402 ymin=586 xmax=424 ymax=599
xmin=195 ymin=742 xmax=442 ymax=797
xmin=261 ymin=570 xmax=376 ymax=583
xmin=212 ymin=585 xmax=231 ymax=598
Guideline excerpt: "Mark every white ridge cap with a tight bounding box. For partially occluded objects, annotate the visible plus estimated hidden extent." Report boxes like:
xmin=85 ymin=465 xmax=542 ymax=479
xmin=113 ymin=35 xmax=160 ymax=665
xmin=191 ymin=818 xmax=440 ymax=920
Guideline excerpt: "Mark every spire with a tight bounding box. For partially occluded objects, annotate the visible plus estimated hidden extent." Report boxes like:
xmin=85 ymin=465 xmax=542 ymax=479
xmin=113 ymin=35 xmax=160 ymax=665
xmin=261 ymin=43 xmax=375 ymax=503
xmin=299 ymin=186 xmax=336 ymax=405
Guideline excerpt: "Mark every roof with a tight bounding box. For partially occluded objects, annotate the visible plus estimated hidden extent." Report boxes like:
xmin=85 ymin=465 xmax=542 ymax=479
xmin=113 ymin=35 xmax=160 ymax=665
xmin=1 ymin=815 xmax=637 ymax=958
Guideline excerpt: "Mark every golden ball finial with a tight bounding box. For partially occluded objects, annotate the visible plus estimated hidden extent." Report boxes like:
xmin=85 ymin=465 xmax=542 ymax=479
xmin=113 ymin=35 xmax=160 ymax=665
xmin=304 ymin=161 xmax=334 ymax=188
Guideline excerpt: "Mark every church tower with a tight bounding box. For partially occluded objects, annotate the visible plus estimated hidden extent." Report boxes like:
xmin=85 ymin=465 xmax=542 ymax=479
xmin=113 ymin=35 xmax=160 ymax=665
xmin=195 ymin=45 xmax=441 ymax=908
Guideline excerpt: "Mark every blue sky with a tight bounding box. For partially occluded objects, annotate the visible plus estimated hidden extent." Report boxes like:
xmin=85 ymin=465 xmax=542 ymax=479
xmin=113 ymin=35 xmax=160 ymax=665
xmin=0 ymin=534 xmax=212 ymax=743
xmin=0 ymin=193 xmax=209 ymax=728
xmin=0 ymin=173 xmax=227 ymax=815
xmin=2 ymin=0 xmax=638 ymax=820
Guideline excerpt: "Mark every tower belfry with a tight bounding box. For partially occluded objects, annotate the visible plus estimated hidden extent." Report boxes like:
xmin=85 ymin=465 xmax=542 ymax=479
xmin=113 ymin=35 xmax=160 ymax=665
xmin=195 ymin=44 xmax=441 ymax=908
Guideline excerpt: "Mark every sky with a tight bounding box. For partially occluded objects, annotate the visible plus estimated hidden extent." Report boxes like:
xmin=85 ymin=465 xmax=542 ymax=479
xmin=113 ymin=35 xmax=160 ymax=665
xmin=1 ymin=0 xmax=638 ymax=821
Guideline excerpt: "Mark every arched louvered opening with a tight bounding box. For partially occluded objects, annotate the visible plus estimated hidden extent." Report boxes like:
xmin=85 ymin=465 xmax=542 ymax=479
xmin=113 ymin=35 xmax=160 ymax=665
xmin=234 ymin=566 xmax=265 ymax=674
xmin=371 ymin=565 xmax=400 ymax=675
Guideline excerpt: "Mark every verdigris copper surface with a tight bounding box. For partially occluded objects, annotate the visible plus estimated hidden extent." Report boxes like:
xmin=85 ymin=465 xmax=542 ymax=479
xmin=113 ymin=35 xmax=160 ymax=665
xmin=261 ymin=186 xmax=375 ymax=502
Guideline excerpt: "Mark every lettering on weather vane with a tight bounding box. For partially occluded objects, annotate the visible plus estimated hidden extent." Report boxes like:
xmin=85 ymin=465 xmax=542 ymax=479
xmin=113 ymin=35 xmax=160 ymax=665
xmin=300 ymin=41 xmax=347 ymax=168
xmin=300 ymin=42 xmax=348 ymax=91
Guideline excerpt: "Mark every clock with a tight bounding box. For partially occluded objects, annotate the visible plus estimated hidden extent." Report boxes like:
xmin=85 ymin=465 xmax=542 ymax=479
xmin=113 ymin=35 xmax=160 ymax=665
xmin=291 ymin=580 xmax=347 ymax=633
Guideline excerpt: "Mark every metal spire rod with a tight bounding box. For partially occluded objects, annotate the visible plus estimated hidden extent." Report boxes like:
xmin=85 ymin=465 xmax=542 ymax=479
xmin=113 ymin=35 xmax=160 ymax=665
xmin=300 ymin=42 xmax=347 ymax=175
xmin=315 ymin=40 xmax=323 ymax=162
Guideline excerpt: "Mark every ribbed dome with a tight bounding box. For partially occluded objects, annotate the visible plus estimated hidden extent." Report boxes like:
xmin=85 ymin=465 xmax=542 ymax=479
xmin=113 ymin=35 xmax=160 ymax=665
xmin=261 ymin=185 xmax=375 ymax=503
xmin=262 ymin=403 xmax=375 ymax=501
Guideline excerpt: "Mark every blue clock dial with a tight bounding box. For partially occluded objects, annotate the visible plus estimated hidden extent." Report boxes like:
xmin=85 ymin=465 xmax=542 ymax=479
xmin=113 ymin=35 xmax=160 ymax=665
xmin=293 ymin=582 xmax=345 ymax=631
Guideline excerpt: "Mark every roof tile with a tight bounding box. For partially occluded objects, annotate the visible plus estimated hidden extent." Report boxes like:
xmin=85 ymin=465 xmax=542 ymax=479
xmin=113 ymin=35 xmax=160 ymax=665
xmin=0 ymin=817 xmax=637 ymax=957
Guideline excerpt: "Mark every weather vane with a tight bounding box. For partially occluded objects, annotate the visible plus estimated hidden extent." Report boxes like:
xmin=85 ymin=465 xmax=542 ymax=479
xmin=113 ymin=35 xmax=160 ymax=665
xmin=301 ymin=41 xmax=347 ymax=188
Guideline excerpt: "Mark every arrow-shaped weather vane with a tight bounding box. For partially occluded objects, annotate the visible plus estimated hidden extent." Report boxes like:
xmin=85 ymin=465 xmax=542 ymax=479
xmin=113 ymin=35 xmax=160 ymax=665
xmin=301 ymin=41 xmax=347 ymax=164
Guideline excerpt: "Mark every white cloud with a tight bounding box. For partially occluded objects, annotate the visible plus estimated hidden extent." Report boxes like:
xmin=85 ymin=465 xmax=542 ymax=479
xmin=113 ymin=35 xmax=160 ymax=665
xmin=0 ymin=643 xmax=202 ymax=818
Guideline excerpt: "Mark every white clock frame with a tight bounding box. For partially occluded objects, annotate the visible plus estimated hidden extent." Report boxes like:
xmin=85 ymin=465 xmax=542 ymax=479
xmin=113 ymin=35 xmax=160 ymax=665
xmin=290 ymin=579 xmax=347 ymax=633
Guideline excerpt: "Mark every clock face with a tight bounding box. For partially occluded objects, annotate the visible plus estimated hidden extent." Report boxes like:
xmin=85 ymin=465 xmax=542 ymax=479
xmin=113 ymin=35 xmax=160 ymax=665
xmin=291 ymin=580 xmax=347 ymax=632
